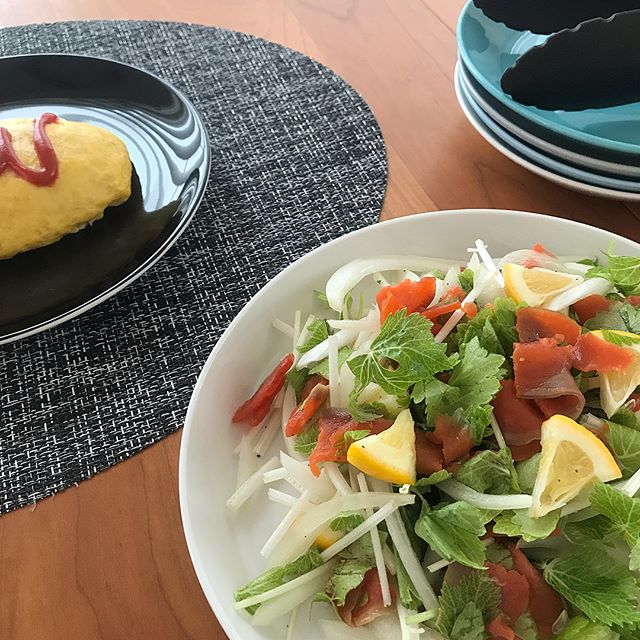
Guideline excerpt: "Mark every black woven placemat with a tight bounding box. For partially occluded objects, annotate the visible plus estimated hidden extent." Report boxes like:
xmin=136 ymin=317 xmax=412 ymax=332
xmin=0 ymin=20 xmax=387 ymax=513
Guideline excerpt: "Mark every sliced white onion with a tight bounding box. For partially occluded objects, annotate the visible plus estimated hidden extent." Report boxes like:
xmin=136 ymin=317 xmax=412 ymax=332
xmin=324 ymin=462 xmax=353 ymax=495
xmin=294 ymin=314 xmax=316 ymax=359
xmin=246 ymin=560 xmax=338 ymax=625
xmin=442 ymin=266 xmax=461 ymax=294
xmin=326 ymin=256 xmax=462 ymax=312
xmin=261 ymin=490 xmax=312 ymax=558
xmin=382 ymin=545 xmax=397 ymax=576
xmin=398 ymin=602 xmax=424 ymax=640
xmin=438 ymin=478 xmax=533 ymax=510
xmin=490 ymin=413 xmax=507 ymax=450
xmin=281 ymin=386 xmax=302 ymax=461
xmin=263 ymin=467 xmax=288 ymax=484
xmin=499 ymin=249 xmax=565 ymax=272
xmin=226 ymin=457 xmax=279 ymax=512
xmin=337 ymin=361 xmax=356 ymax=409
xmin=297 ymin=329 xmax=359 ymax=369
xmin=370 ymin=479 xmax=439 ymax=611
xmin=267 ymin=491 xmax=414 ymax=567
xmin=544 ymin=277 xmax=612 ymax=311
xmin=562 ymin=262 xmax=592 ymax=275
xmin=400 ymin=269 xmax=422 ymax=282
xmin=268 ymin=488 xmax=298 ymax=507
xmin=622 ymin=468 xmax=640 ymax=497
xmin=272 ymin=318 xmax=295 ymax=337
xmin=279 ymin=452 xmax=336 ymax=503
xmin=237 ymin=432 xmax=258 ymax=489
xmin=254 ymin=410 xmax=283 ymax=456
xmin=472 ymin=239 xmax=504 ymax=287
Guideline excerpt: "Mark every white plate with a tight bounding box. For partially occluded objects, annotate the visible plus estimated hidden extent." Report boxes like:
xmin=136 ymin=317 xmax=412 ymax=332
xmin=457 ymin=62 xmax=640 ymax=180
xmin=454 ymin=65 xmax=640 ymax=202
xmin=179 ymin=209 xmax=640 ymax=640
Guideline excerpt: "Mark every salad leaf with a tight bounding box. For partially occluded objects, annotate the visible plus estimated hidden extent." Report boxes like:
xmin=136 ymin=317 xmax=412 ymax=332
xmin=493 ymin=509 xmax=560 ymax=542
xmin=286 ymin=366 xmax=308 ymax=403
xmin=590 ymin=482 xmax=640 ymax=547
xmin=309 ymin=347 xmax=353 ymax=378
xmin=395 ymin=550 xmax=421 ymax=610
xmin=349 ymin=310 xmax=453 ymax=397
xmin=449 ymin=602 xmax=485 ymax=640
xmin=459 ymin=268 xmax=475 ymax=294
xmin=610 ymin=407 xmax=640 ymax=431
xmin=556 ymin=617 xmax=620 ymax=640
xmin=413 ymin=337 xmax=505 ymax=442
xmin=299 ymin=319 xmax=329 ymax=353
xmin=329 ymin=511 xmax=365 ymax=533
xmin=513 ymin=612 xmax=539 ymax=640
xmin=587 ymin=250 xmax=640 ymax=296
xmin=324 ymin=558 xmax=371 ymax=607
xmin=294 ymin=423 xmax=318 ymax=456
xmin=602 ymin=330 xmax=640 ymax=347
xmin=454 ymin=448 xmax=520 ymax=495
xmin=333 ymin=429 xmax=370 ymax=458
xmin=412 ymin=469 xmax=452 ymax=491
xmin=563 ymin=516 xmax=614 ymax=545
xmin=606 ymin=421 xmax=640 ymax=477
xmin=516 ymin=453 xmax=541 ymax=494
xmin=543 ymin=548 xmax=640 ymax=627
xmin=433 ymin=572 xmax=501 ymax=638
xmin=415 ymin=501 xmax=495 ymax=570
xmin=234 ymin=548 xmax=323 ymax=614
xmin=347 ymin=396 xmax=384 ymax=422
xmin=620 ymin=302 xmax=640 ymax=334
xmin=630 ymin=539 xmax=640 ymax=572
xmin=584 ymin=302 xmax=628 ymax=332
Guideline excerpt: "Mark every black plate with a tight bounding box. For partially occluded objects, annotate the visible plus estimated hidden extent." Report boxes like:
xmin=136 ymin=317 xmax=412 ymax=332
xmin=0 ymin=54 xmax=210 ymax=344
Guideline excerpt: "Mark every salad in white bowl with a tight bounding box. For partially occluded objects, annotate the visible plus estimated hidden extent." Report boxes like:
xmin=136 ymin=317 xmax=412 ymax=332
xmin=227 ymin=237 xmax=640 ymax=640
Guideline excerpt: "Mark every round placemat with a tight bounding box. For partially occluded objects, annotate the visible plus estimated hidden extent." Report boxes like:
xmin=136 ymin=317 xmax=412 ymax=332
xmin=0 ymin=20 xmax=387 ymax=513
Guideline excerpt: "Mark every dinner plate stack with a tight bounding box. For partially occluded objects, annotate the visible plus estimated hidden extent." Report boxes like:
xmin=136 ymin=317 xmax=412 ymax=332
xmin=456 ymin=1 xmax=640 ymax=200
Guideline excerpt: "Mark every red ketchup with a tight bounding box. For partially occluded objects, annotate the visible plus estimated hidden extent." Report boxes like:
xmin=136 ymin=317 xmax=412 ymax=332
xmin=0 ymin=112 xmax=59 ymax=186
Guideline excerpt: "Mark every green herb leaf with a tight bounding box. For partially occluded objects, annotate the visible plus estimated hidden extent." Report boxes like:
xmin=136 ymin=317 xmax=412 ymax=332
xmin=329 ymin=511 xmax=365 ymax=533
xmin=434 ymin=572 xmax=501 ymax=638
xmin=493 ymin=509 xmax=560 ymax=542
xmin=449 ymin=602 xmax=485 ymax=640
xmin=606 ymin=421 xmax=640 ymax=477
xmin=563 ymin=516 xmax=614 ymax=545
xmin=294 ymin=422 xmax=318 ymax=456
xmin=308 ymin=346 xmax=353 ymax=378
xmin=415 ymin=501 xmax=495 ymax=570
xmin=395 ymin=549 xmax=422 ymax=610
xmin=515 ymin=453 xmax=541 ymax=494
xmin=299 ymin=319 xmax=329 ymax=354
xmin=556 ymin=616 xmax=620 ymax=640
xmin=543 ymin=548 xmax=640 ymax=627
xmin=602 ymin=330 xmax=640 ymax=347
xmin=620 ymin=302 xmax=640 ymax=334
xmin=412 ymin=469 xmax=452 ymax=491
xmin=286 ymin=366 xmax=308 ymax=403
xmin=454 ymin=448 xmax=520 ymax=495
xmin=590 ymin=482 xmax=640 ymax=547
xmin=610 ymin=408 xmax=640 ymax=431
xmin=324 ymin=559 xmax=371 ymax=607
xmin=459 ymin=268 xmax=475 ymax=295
xmin=513 ymin=612 xmax=539 ymax=640
xmin=586 ymin=250 xmax=640 ymax=296
xmin=349 ymin=310 xmax=453 ymax=396
xmin=584 ymin=303 xmax=629 ymax=332
xmin=234 ymin=549 xmax=323 ymax=614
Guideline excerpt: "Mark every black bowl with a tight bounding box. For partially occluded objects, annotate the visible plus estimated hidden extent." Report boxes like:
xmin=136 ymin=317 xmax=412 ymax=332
xmin=0 ymin=54 xmax=211 ymax=343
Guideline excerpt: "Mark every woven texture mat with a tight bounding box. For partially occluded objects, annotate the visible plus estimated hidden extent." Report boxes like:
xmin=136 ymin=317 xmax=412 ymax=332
xmin=0 ymin=21 xmax=387 ymax=513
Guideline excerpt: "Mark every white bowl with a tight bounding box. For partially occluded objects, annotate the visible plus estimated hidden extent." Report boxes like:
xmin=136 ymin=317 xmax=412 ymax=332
xmin=179 ymin=210 xmax=640 ymax=640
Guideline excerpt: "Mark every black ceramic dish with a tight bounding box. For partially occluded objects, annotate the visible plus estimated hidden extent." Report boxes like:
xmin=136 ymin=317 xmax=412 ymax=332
xmin=0 ymin=54 xmax=210 ymax=344
xmin=459 ymin=60 xmax=640 ymax=167
xmin=501 ymin=10 xmax=640 ymax=111
xmin=473 ymin=0 xmax=640 ymax=35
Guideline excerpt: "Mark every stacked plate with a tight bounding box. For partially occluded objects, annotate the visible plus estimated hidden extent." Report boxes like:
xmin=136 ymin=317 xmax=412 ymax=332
xmin=456 ymin=1 xmax=640 ymax=200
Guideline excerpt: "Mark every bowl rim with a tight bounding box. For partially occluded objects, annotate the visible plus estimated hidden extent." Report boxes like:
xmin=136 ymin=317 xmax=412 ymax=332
xmin=179 ymin=208 xmax=640 ymax=639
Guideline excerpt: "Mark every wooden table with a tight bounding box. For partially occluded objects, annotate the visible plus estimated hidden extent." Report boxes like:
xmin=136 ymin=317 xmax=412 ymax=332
xmin=2 ymin=2 xmax=639 ymax=639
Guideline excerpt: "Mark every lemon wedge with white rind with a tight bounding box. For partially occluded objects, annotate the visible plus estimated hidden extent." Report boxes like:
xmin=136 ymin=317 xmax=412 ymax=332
xmin=503 ymin=263 xmax=582 ymax=307
xmin=590 ymin=330 xmax=640 ymax=417
xmin=530 ymin=415 xmax=622 ymax=518
xmin=347 ymin=409 xmax=416 ymax=485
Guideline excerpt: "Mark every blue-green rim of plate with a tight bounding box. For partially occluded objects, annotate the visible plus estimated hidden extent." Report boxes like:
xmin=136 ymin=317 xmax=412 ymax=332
xmin=456 ymin=0 xmax=640 ymax=156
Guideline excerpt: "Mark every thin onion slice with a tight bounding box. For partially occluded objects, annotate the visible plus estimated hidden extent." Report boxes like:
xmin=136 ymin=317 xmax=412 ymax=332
xmin=439 ymin=478 xmax=533 ymax=510
xmin=544 ymin=277 xmax=612 ymax=311
xmin=226 ymin=457 xmax=279 ymax=512
xmin=297 ymin=329 xmax=359 ymax=369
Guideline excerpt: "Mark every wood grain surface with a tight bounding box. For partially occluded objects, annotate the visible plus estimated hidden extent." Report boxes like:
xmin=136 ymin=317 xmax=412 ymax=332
xmin=2 ymin=1 xmax=639 ymax=639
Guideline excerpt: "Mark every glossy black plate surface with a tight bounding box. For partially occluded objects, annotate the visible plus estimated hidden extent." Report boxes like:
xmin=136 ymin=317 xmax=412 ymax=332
xmin=0 ymin=54 xmax=210 ymax=344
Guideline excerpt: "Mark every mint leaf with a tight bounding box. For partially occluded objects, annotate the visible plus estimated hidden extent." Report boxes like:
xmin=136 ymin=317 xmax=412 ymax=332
xmin=234 ymin=549 xmax=323 ymax=614
xmin=286 ymin=366 xmax=308 ymax=403
xmin=347 ymin=393 xmax=384 ymax=422
xmin=412 ymin=469 xmax=452 ymax=491
xmin=516 ymin=453 xmax=541 ymax=494
xmin=493 ymin=509 xmax=560 ymax=542
xmin=602 ymin=330 xmax=640 ymax=347
xmin=607 ymin=421 xmax=640 ymax=477
xmin=299 ymin=319 xmax=329 ymax=353
xmin=449 ymin=602 xmax=485 ymax=640
xmin=324 ymin=559 xmax=372 ymax=606
xmin=620 ymin=302 xmax=640 ymax=334
xmin=309 ymin=346 xmax=353 ymax=377
xmin=415 ymin=501 xmax=495 ymax=570
xmin=590 ymin=482 xmax=640 ymax=547
xmin=459 ymin=268 xmax=475 ymax=294
xmin=349 ymin=310 xmax=452 ymax=396
xmin=587 ymin=251 xmax=640 ymax=296
xmin=584 ymin=303 xmax=629 ymax=332
xmin=513 ymin=612 xmax=539 ymax=640
xmin=329 ymin=511 xmax=365 ymax=533
xmin=563 ymin=516 xmax=614 ymax=545
xmin=630 ymin=539 xmax=640 ymax=572
xmin=434 ymin=572 xmax=501 ymax=638
xmin=395 ymin=550 xmax=421 ymax=610
xmin=454 ymin=448 xmax=520 ymax=495
xmin=610 ymin=408 xmax=640 ymax=431
xmin=544 ymin=548 xmax=640 ymax=627
xmin=557 ymin=616 xmax=620 ymax=640
xmin=294 ymin=422 xmax=318 ymax=456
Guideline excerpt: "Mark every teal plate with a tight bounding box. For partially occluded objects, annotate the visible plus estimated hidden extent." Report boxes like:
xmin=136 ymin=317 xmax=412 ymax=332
xmin=457 ymin=1 xmax=640 ymax=155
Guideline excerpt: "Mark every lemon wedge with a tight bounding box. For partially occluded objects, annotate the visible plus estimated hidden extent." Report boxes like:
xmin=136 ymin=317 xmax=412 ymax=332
xmin=530 ymin=415 xmax=621 ymax=518
xmin=503 ymin=263 xmax=581 ymax=307
xmin=590 ymin=330 xmax=640 ymax=417
xmin=347 ymin=409 xmax=416 ymax=484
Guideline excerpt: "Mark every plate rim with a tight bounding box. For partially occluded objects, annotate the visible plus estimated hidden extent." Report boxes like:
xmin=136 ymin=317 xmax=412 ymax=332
xmin=0 ymin=52 xmax=212 ymax=345
xmin=178 ymin=208 xmax=640 ymax=639
xmin=457 ymin=0 xmax=640 ymax=156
